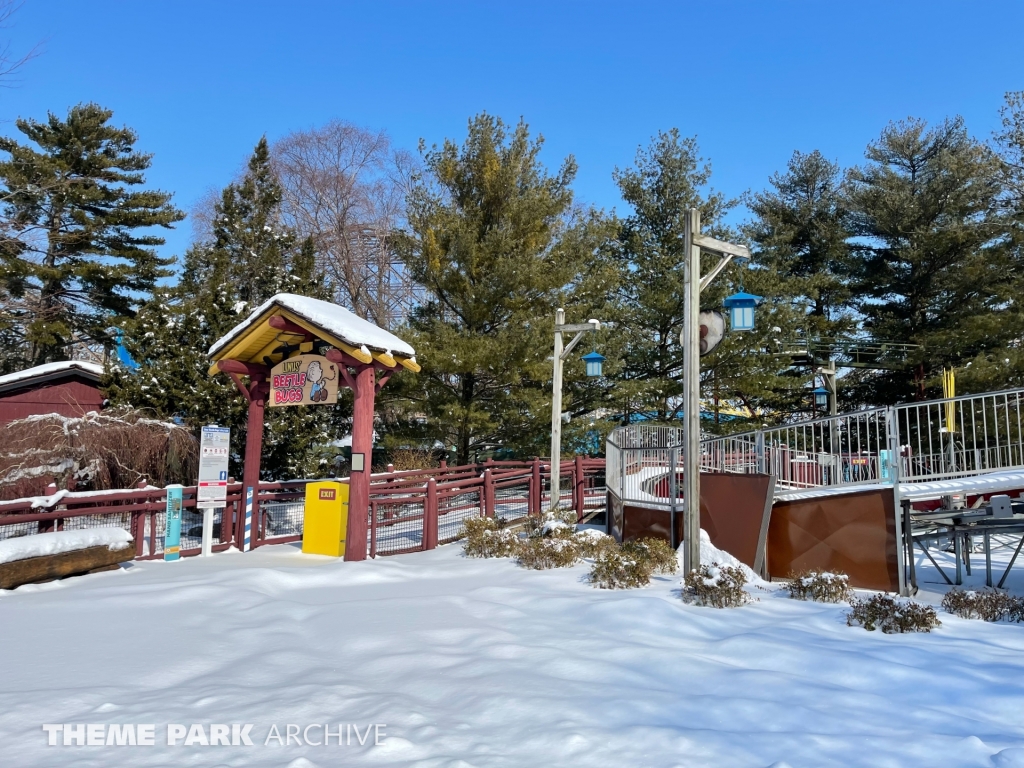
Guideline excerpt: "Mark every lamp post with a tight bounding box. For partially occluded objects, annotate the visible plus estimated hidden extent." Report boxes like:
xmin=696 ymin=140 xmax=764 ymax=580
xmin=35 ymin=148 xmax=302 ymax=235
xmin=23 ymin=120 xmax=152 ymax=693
xmin=680 ymin=209 xmax=754 ymax=576
xmin=550 ymin=309 xmax=602 ymax=513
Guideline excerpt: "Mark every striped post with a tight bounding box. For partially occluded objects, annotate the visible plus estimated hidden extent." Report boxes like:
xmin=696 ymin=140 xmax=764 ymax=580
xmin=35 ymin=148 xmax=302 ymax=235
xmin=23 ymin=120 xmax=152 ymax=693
xmin=243 ymin=487 xmax=254 ymax=552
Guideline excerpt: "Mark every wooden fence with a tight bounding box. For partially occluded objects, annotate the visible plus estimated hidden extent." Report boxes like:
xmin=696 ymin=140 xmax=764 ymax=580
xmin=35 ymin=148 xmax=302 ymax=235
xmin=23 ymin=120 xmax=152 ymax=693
xmin=0 ymin=457 xmax=606 ymax=562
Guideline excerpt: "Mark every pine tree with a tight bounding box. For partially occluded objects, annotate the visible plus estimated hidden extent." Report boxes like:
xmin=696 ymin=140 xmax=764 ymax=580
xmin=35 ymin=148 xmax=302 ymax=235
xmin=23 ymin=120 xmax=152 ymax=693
xmin=845 ymin=117 xmax=1016 ymax=402
xmin=0 ymin=103 xmax=184 ymax=366
xmin=741 ymin=150 xmax=855 ymax=416
xmin=745 ymin=150 xmax=853 ymax=333
xmin=107 ymin=140 xmax=342 ymax=480
xmin=392 ymin=114 xmax=600 ymax=464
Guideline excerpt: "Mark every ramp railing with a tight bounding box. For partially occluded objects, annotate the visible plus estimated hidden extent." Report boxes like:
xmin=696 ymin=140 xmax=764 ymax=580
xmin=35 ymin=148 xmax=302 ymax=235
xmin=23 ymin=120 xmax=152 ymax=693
xmin=608 ymin=387 xmax=1024 ymax=507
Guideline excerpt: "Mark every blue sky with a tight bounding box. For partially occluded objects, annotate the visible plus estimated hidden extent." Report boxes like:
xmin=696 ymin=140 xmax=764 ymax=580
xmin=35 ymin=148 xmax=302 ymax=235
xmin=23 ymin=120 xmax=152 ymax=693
xmin=3 ymin=0 xmax=1023 ymax=264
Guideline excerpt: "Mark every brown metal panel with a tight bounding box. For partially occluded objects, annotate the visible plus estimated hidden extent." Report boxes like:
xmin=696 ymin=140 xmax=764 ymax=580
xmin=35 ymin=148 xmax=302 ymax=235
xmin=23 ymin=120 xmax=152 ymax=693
xmin=767 ymin=488 xmax=899 ymax=591
xmin=693 ymin=473 xmax=774 ymax=571
xmin=622 ymin=503 xmax=672 ymax=542
xmin=619 ymin=472 xmax=774 ymax=572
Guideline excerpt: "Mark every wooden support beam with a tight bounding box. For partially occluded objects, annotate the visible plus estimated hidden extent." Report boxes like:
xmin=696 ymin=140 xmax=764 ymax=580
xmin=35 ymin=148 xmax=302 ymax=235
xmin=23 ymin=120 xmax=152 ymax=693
xmin=374 ymin=369 xmax=394 ymax=394
xmin=228 ymin=372 xmax=253 ymax=403
xmin=216 ymin=359 xmax=271 ymax=377
xmin=268 ymin=315 xmax=315 ymax=338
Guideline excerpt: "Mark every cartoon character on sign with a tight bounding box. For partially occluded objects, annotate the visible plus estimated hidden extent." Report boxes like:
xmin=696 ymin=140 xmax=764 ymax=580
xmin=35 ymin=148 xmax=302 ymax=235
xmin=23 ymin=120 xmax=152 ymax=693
xmin=306 ymin=360 xmax=336 ymax=402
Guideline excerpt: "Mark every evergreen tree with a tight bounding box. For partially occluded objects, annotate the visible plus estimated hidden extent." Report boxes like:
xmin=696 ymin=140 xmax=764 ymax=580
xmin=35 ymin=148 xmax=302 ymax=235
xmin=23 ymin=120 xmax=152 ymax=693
xmin=845 ymin=117 xmax=1016 ymax=402
xmin=392 ymin=114 xmax=601 ymax=464
xmin=608 ymin=130 xmax=730 ymax=422
xmin=742 ymin=150 xmax=855 ymax=416
xmin=107 ymin=140 xmax=342 ymax=480
xmin=745 ymin=150 xmax=853 ymax=333
xmin=0 ymin=103 xmax=184 ymax=366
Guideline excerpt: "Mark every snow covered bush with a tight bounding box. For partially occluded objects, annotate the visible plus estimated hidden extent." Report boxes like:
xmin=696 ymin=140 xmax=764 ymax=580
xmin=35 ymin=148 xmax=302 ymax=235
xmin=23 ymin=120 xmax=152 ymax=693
xmin=846 ymin=594 xmax=940 ymax=633
xmin=787 ymin=571 xmax=854 ymax=603
xmin=590 ymin=538 xmax=679 ymax=589
xmin=516 ymin=535 xmax=581 ymax=569
xmin=572 ymin=529 xmax=618 ymax=559
xmin=0 ymin=408 xmax=197 ymax=498
xmin=549 ymin=507 xmax=579 ymax=526
xmin=589 ymin=548 xmax=652 ymax=589
xmin=941 ymin=588 xmax=1024 ymax=622
xmin=463 ymin=517 xmax=521 ymax=558
xmin=683 ymin=563 xmax=751 ymax=608
xmin=626 ymin=537 xmax=679 ymax=576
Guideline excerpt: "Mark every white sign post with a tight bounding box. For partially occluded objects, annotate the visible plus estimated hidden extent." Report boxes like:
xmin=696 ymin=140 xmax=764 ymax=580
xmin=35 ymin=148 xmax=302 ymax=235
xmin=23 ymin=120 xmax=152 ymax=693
xmin=197 ymin=426 xmax=230 ymax=557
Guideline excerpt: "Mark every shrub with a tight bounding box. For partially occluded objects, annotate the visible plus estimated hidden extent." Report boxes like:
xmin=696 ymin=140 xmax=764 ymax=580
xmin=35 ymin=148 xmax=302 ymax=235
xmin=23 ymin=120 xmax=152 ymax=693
xmin=0 ymin=408 xmax=197 ymax=498
xmin=787 ymin=571 xmax=854 ymax=603
xmin=385 ymin=448 xmax=439 ymax=472
xmin=683 ymin=563 xmax=750 ymax=608
xmin=625 ymin=537 xmax=679 ymax=576
xmin=548 ymin=507 xmax=579 ymax=526
xmin=941 ymin=588 xmax=1024 ymax=622
xmin=846 ymin=594 xmax=940 ymax=633
xmin=588 ymin=537 xmax=679 ymax=589
xmin=573 ymin=529 xmax=618 ymax=559
xmin=516 ymin=536 xmax=581 ymax=569
xmin=463 ymin=517 xmax=521 ymax=558
xmin=589 ymin=548 xmax=652 ymax=589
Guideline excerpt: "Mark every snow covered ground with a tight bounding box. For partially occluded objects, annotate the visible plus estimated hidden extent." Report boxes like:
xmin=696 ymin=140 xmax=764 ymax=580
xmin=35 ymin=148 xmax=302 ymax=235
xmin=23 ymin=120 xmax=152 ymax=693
xmin=3 ymin=537 xmax=1024 ymax=767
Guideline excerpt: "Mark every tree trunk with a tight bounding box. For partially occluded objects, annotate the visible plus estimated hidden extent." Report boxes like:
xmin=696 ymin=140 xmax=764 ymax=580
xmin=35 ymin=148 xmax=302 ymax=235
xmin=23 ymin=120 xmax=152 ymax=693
xmin=457 ymin=373 xmax=475 ymax=465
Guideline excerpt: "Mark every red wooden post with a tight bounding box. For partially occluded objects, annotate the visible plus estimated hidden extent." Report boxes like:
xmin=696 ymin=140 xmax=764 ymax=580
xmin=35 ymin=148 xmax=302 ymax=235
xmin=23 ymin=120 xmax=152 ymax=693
xmin=577 ymin=456 xmax=585 ymax=524
xmin=484 ymin=468 xmax=495 ymax=518
xmin=531 ymin=457 xmax=541 ymax=515
xmin=345 ymin=364 xmax=375 ymax=561
xmin=134 ymin=510 xmax=145 ymax=558
xmin=238 ymin=376 xmax=268 ymax=547
xmin=424 ymin=477 xmax=438 ymax=549
xmin=439 ymin=459 xmax=447 ymax=471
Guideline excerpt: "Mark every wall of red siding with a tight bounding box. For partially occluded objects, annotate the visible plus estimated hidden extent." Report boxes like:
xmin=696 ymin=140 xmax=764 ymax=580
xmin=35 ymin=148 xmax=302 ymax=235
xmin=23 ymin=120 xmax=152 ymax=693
xmin=0 ymin=379 xmax=104 ymax=424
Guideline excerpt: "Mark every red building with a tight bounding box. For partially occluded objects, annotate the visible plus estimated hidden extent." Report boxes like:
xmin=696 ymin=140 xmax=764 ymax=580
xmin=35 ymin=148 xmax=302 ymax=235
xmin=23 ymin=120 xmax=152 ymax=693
xmin=0 ymin=361 xmax=105 ymax=425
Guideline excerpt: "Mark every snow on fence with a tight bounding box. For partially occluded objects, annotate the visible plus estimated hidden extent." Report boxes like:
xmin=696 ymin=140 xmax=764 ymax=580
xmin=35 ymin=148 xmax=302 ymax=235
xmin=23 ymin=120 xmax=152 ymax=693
xmin=0 ymin=457 xmax=607 ymax=563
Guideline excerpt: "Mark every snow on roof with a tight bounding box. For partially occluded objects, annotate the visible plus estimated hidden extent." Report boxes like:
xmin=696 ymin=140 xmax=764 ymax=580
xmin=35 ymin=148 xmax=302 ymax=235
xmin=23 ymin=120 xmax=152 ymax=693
xmin=0 ymin=360 xmax=104 ymax=388
xmin=208 ymin=294 xmax=416 ymax=359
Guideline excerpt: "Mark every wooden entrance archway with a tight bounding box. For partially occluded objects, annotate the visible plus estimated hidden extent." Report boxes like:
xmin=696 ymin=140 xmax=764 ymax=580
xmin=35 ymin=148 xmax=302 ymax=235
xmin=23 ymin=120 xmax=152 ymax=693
xmin=208 ymin=294 xmax=419 ymax=560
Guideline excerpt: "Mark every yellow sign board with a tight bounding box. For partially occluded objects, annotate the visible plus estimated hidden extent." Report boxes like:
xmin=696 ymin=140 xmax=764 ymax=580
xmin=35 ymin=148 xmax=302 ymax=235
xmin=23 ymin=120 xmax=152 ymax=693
xmin=302 ymin=481 xmax=349 ymax=557
xmin=270 ymin=354 xmax=339 ymax=407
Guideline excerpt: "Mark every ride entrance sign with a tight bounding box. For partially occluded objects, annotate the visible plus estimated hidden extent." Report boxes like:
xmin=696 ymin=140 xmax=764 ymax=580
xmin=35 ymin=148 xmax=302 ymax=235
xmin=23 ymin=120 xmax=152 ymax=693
xmin=270 ymin=354 xmax=339 ymax=406
xmin=197 ymin=426 xmax=231 ymax=509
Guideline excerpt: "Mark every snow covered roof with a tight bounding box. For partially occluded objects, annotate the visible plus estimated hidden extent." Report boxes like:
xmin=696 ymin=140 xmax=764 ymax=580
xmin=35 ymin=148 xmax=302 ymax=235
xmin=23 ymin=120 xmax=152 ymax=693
xmin=209 ymin=294 xmax=416 ymax=359
xmin=0 ymin=360 xmax=103 ymax=392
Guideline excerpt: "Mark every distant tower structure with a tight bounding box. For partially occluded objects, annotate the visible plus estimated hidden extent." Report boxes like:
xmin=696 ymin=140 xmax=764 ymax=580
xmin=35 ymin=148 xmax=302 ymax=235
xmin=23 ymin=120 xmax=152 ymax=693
xmin=330 ymin=226 xmax=425 ymax=331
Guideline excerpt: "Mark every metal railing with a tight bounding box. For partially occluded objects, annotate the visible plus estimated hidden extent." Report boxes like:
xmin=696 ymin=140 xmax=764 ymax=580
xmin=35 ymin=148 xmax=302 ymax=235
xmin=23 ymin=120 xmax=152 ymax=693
xmin=608 ymin=387 xmax=1024 ymax=506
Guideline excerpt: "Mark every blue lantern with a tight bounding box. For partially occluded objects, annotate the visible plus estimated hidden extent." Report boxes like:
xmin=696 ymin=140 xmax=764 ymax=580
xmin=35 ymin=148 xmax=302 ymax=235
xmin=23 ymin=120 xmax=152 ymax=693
xmin=722 ymin=291 xmax=763 ymax=332
xmin=582 ymin=350 xmax=605 ymax=377
xmin=812 ymin=386 xmax=829 ymax=410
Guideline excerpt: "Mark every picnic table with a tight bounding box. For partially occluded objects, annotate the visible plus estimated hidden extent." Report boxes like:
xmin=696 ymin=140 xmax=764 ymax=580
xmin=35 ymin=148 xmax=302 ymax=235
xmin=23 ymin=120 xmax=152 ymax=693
xmin=911 ymin=499 xmax=1024 ymax=588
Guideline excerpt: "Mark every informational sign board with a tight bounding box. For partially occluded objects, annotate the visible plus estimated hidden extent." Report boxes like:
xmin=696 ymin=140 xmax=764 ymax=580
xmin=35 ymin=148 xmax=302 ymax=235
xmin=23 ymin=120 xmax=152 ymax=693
xmin=197 ymin=425 xmax=231 ymax=509
xmin=270 ymin=354 xmax=339 ymax=407
xmin=164 ymin=485 xmax=183 ymax=561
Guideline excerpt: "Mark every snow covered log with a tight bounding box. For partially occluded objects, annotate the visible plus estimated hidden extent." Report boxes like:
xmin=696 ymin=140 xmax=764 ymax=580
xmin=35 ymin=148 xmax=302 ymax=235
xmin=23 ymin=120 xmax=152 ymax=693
xmin=0 ymin=528 xmax=134 ymax=590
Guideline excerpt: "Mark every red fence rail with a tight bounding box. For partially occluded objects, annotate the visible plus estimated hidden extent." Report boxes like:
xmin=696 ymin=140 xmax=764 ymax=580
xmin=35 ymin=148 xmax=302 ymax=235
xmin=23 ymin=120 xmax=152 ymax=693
xmin=0 ymin=457 xmax=606 ymax=563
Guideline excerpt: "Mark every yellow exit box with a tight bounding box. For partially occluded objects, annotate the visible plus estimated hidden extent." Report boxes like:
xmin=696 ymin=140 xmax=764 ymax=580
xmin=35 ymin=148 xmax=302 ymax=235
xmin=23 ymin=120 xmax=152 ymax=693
xmin=302 ymin=481 xmax=349 ymax=557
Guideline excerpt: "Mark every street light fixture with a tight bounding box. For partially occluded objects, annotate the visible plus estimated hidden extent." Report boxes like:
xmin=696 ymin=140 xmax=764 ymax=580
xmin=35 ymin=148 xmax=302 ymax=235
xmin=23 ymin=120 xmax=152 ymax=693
xmin=722 ymin=290 xmax=763 ymax=332
xmin=813 ymin=386 xmax=829 ymax=411
xmin=550 ymin=309 xmax=602 ymax=513
xmin=582 ymin=350 xmax=606 ymax=378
